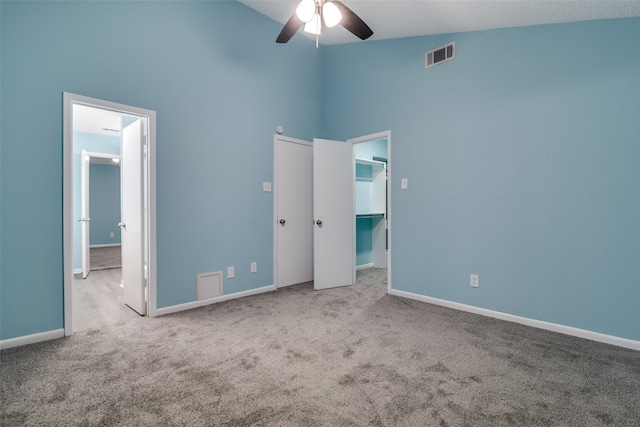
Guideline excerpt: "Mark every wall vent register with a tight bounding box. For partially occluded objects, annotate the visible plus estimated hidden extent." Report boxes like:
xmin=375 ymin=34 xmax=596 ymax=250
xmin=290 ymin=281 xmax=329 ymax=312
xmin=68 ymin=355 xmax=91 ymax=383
xmin=197 ymin=271 xmax=222 ymax=300
xmin=425 ymin=42 xmax=455 ymax=68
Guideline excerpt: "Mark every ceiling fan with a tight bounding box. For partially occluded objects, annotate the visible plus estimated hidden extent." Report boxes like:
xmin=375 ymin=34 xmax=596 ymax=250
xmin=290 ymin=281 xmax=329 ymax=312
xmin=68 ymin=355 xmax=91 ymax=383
xmin=276 ymin=0 xmax=373 ymax=46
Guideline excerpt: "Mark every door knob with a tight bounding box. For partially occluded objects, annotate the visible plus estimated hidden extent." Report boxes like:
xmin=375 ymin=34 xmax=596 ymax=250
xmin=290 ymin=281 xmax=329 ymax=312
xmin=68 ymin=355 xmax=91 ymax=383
xmin=279 ymin=219 xmax=286 ymax=226
xmin=316 ymin=219 xmax=322 ymax=226
xmin=118 ymin=222 xmax=126 ymax=229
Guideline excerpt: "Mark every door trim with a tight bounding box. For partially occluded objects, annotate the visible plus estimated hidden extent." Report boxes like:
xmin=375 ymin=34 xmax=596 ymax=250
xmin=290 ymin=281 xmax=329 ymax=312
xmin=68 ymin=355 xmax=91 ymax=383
xmin=63 ymin=92 xmax=157 ymax=336
xmin=348 ymin=130 xmax=392 ymax=294
xmin=273 ymin=135 xmax=313 ymax=289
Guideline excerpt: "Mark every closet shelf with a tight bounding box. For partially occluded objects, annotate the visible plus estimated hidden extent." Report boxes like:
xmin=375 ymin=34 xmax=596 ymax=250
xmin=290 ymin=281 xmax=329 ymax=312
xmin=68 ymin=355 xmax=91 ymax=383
xmin=355 ymin=158 xmax=386 ymax=167
xmin=356 ymin=212 xmax=385 ymax=218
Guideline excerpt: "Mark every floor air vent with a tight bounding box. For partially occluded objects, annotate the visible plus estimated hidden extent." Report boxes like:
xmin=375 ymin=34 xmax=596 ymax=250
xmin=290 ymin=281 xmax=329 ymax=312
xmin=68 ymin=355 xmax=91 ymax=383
xmin=425 ymin=42 xmax=455 ymax=68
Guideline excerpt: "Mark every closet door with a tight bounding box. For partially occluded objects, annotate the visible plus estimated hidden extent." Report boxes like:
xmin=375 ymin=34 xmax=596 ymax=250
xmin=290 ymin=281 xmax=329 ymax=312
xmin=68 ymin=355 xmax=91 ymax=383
xmin=275 ymin=137 xmax=313 ymax=287
xmin=313 ymin=138 xmax=354 ymax=290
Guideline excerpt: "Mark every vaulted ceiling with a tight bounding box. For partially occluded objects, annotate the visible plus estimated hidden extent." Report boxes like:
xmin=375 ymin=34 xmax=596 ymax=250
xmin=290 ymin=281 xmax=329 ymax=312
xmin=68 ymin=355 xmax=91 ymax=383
xmin=239 ymin=0 xmax=640 ymax=45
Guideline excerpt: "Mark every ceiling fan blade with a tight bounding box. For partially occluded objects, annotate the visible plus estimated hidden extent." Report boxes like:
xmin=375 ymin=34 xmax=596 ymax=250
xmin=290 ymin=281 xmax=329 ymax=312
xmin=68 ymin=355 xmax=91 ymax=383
xmin=333 ymin=1 xmax=373 ymax=40
xmin=276 ymin=13 xmax=304 ymax=43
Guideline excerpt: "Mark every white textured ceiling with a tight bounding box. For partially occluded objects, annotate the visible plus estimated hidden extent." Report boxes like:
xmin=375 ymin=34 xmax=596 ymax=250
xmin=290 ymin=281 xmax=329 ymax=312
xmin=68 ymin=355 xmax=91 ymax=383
xmin=238 ymin=0 xmax=640 ymax=45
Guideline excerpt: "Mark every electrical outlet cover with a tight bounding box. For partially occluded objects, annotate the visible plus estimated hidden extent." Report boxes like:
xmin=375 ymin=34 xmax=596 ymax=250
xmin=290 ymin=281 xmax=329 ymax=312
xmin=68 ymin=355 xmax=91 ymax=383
xmin=470 ymin=274 xmax=479 ymax=288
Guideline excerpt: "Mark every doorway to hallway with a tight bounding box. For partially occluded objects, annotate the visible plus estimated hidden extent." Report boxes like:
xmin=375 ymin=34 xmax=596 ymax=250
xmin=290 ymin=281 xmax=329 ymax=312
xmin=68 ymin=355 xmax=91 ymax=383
xmin=63 ymin=93 xmax=157 ymax=335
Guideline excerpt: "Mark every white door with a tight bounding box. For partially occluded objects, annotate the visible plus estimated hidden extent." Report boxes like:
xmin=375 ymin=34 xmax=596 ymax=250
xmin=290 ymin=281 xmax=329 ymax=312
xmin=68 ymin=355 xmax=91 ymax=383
xmin=313 ymin=138 xmax=354 ymax=290
xmin=80 ymin=150 xmax=91 ymax=279
xmin=276 ymin=138 xmax=313 ymax=287
xmin=121 ymin=118 xmax=146 ymax=315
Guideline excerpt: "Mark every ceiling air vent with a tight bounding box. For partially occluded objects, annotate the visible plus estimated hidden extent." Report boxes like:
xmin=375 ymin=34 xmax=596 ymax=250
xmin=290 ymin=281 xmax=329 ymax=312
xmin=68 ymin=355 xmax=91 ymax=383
xmin=425 ymin=42 xmax=455 ymax=69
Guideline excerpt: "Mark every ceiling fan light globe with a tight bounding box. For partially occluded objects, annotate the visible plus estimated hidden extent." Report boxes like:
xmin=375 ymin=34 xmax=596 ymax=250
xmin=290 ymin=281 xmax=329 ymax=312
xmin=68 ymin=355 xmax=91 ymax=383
xmin=296 ymin=0 xmax=315 ymax=22
xmin=322 ymin=2 xmax=342 ymax=28
xmin=303 ymin=13 xmax=322 ymax=35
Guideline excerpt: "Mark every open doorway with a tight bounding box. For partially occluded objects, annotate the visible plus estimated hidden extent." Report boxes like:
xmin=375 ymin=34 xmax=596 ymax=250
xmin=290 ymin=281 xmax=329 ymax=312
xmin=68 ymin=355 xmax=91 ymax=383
xmin=75 ymin=148 xmax=131 ymax=331
xmin=83 ymin=154 xmax=122 ymax=274
xmin=349 ymin=131 xmax=391 ymax=292
xmin=63 ymin=93 xmax=157 ymax=336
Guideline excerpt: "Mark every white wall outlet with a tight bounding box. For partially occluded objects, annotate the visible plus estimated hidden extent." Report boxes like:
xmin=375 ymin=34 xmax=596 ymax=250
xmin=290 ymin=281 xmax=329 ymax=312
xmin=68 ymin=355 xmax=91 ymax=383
xmin=227 ymin=266 xmax=235 ymax=279
xmin=401 ymin=178 xmax=408 ymax=189
xmin=251 ymin=262 xmax=257 ymax=273
xmin=263 ymin=182 xmax=272 ymax=192
xmin=110 ymin=232 xmax=115 ymax=238
xmin=470 ymin=274 xmax=479 ymax=288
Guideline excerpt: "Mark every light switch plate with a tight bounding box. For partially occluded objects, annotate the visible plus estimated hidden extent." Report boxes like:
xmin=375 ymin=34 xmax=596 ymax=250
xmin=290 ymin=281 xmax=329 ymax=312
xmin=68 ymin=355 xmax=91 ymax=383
xmin=401 ymin=178 xmax=408 ymax=190
xmin=263 ymin=182 xmax=272 ymax=192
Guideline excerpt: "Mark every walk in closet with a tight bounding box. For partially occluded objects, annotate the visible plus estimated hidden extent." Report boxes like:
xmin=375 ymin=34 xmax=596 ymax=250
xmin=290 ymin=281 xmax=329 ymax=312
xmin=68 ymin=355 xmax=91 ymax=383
xmin=355 ymin=157 xmax=387 ymax=269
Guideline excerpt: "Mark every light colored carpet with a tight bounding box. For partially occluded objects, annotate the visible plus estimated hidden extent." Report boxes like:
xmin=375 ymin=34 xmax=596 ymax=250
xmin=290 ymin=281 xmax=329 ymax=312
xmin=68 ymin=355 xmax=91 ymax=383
xmin=90 ymin=246 xmax=121 ymax=271
xmin=1 ymin=268 xmax=639 ymax=426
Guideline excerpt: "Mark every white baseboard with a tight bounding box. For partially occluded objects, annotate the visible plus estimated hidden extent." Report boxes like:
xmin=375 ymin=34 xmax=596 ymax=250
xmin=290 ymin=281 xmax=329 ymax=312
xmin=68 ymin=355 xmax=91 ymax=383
xmin=356 ymin=263 xmax=374 ymax=271
xmin=389 ymin=289 xmax=640 ymax=351
xmin=73 ymin=268 xmax=82 ymax=274
xmin=89 ymin=243 xmax=121 ymax=248
xmin=155 ymin=284 xmax=277 ymax=316
xmin=0 ymin=328 xmax=65 ymax=350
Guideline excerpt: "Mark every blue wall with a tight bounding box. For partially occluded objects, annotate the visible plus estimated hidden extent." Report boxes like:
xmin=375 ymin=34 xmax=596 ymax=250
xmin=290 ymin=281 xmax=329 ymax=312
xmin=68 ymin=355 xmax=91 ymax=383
xmin=355 ymin=217 xmax=372 ymax=266
xmin=323 ymin=18 xmax=640 ymax=341
xmin=89 ymin=164 xmax=121 ymax=246
xmin=0 ymin=1 xmax=321 ymax=340
xmin=2 ymin=1 xmax=639 ymax=344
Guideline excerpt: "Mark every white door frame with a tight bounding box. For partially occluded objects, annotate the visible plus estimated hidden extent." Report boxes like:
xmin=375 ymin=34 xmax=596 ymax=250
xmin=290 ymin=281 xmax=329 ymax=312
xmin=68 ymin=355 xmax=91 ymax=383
xmin=348 ymin=130 xmax=392 ymax=293
xmin=63 ymin=92 xmax=157 ymax=336
xmin=80 ymin=150 xmax=122 ymax=278
xmin=273 ymin=135 xmax=313 ymax=289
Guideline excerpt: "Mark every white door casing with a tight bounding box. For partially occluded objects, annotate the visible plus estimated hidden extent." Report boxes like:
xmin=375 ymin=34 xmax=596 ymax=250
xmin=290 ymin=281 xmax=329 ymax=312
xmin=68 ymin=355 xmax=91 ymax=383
xmin=121 ymin=118 xmax=146 ymax=315
xmin=313 ymin=138 xmax=354 ymax=290
xmin=275 ymin=137 xmax=313 ymax=288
